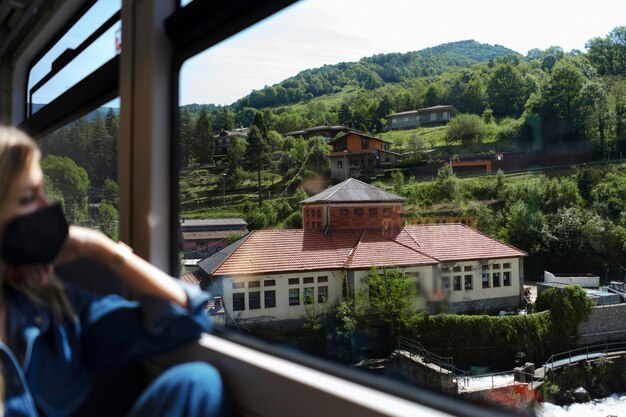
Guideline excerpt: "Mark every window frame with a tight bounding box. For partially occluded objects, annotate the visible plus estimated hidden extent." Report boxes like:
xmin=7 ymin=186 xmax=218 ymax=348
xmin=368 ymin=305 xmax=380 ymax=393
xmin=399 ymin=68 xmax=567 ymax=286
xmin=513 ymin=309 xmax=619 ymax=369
xmin=12 ymin=1 xmax=533 ymax=416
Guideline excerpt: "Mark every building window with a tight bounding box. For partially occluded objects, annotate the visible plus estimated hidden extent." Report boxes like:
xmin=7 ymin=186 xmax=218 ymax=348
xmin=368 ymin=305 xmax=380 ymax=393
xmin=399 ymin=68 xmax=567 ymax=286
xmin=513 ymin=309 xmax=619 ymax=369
xmin=317 ymin=276 xmax=328 ymax=283
xmin=493 ymin=272 xmax=501 ymax=287
xmin=233 ymin=293 xmax=245 ymax=311
xmin=249 ymin=281 xmax=260 ymax=288
xmin=369 ymin=208 xmax=378 ymax=216
xmin=441 ymin=267 xmax=451 ymax=273
xmin=442 ymin=277 xmax=450 ymax=291
xmin=289 ymin=288 xmax=300 ymax=306
xmin=482 ymin=264 xmax=490 ymax=270
xmin=232 ymin=282 xmax=244 ymax=289
xmin=464 ymin=275 xmax=473 ymax=290
xmin=249 ymin=291 xmax=261 ymax=310
xmin=453 ymin=266 xmax=462 ymax=273
xmin=503 ymin=272 xmax=511 ymax=286
xmin=453 ymin=276 xmax=461 ymax=291
xmin=304 ymin=287 xmax=314 ymax=304
xmin=382 ymin=208 xmax=392 ymax=216
xmin=464 ymin=266 xmax=473 ymax=272
xmin=316 ymin=209 xmax=321 ymax=217
xmin=318 ymin=286 xmax=328 ymax=303
xmin=339 ymin=209 xmax=349 ymax=217
xmin=303 ymin=277 xmax=314 ymax=284
xmin=503 ymin=263 xmax=511 ymax=269
xmin=354 ymin=208 xmax=364 ymax=216
xmin=289 ymin=278 xmax=300 ymax=285
xmin=482 ymin=273 xmax=490 ymax=288
xmin=337 ymin=160 xmax=343 ymax=168
xmin=264 ymin=279 xmax=276 ymax=287
xmin=264 ymin=290 xmax=276 ymax=308
xmin=361 ymin=138 xmax=369 ymax=149
xmin=492 ymin=264 xmax=501 ymax=270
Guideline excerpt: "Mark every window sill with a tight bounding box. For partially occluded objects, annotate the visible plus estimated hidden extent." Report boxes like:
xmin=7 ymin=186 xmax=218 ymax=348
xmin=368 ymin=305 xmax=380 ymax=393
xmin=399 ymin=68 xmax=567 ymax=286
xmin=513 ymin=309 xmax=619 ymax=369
xmin=153 ymin=332 xmax=520 ymax=417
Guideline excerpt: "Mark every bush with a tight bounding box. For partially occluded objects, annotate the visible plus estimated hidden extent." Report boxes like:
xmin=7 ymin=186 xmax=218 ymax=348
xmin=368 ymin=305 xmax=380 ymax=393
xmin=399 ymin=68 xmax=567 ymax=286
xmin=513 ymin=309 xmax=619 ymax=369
xmin=445 ymin=114 xmax=489 ymax=146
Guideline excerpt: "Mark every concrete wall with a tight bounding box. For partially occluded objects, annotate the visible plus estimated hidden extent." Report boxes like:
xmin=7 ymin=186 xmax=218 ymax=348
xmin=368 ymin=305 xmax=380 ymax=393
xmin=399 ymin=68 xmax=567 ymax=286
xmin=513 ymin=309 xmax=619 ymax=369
xmin=544 ymin=271 xmax=599 ymax=288
xmin=578 ymin=303 xmax=626 ymax=344
xmin=388 ymin=350 xmax=457 ymax=394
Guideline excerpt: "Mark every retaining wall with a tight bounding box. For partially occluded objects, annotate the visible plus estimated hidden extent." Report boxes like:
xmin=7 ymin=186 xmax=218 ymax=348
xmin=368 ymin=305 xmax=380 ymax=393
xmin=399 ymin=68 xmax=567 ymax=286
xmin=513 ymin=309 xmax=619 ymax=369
xmin=577 ymin=304 xmax=626 ymax=344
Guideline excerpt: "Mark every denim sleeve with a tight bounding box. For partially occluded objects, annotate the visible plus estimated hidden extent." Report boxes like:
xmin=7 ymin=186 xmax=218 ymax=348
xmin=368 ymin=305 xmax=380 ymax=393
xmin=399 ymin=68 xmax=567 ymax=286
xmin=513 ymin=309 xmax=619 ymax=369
xmin=68 ymin=281 xmax=212 ymax=369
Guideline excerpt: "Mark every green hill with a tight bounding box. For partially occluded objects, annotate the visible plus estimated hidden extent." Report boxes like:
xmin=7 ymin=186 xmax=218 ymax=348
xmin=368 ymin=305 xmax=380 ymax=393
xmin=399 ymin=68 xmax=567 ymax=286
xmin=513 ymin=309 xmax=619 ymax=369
xmin=233 ymin=40 xmax=518 ymax=109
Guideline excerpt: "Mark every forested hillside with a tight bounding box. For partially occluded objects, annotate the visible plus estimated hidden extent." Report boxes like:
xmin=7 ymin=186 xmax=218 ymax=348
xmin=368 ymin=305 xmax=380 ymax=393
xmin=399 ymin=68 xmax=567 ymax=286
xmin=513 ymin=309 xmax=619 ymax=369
xmin=232 ymin=40 xmax=516 ymax=109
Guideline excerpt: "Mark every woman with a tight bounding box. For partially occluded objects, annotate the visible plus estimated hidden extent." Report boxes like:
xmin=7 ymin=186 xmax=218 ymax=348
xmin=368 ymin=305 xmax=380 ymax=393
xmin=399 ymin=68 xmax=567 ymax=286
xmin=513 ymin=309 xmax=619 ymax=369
xmin=0 ymin=126 xmax=226 ymax=417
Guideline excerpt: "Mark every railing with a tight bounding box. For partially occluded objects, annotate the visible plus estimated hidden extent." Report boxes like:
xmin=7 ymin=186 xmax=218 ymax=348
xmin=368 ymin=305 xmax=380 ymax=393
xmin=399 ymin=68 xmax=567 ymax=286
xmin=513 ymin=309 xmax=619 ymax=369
xmin=397 ymin=336 xmax=470 ymax=385
xmin=543 ymin=341 xmax=626 ymax=371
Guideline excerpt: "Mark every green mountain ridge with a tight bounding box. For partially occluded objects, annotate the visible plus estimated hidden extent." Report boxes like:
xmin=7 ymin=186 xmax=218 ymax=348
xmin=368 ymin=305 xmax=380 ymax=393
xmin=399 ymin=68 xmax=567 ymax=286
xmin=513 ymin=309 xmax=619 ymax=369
xmin=231 ymin=40 xmax=518 ymax=110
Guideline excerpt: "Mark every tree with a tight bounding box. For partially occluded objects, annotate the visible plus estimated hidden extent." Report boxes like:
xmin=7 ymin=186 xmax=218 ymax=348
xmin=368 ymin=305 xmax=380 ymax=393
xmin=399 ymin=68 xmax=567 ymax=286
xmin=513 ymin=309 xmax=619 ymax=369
xmin=98 ymin=202 xmax=119 ymax=240
xmin=577 ymin=80 xmax=612 ymax=151
xmin=193 ymin=109 xmax=214 ymax=164
xmin=307 ymin=136 xmax=331 ymax=174
xmin=432 ymin=165 xmax=460 ymax=202
xmin=407 ymin=134 xmax=426 ymax=162
xmin=41 ymin=155 xmax=90 ymax=224
xmin=359 ymin=267 xmax=415 ymax=344
xmin=179 ymin=107 xmax=195 ymax=166
xmin=213 ymin=107 xmax=235 ymax=132
xmin=245 ymin=126 xmax=271 ymax=205
xmin=486 ymin=63 xmax=529 ymax=118
xmin=103 ymin=178 xmax=119 ymax=206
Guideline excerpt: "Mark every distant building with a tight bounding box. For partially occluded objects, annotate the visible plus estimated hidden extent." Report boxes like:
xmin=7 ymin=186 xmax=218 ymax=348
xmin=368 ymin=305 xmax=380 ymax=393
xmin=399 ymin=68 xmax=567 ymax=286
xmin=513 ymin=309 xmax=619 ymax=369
xmin=214 ymin=128 xmax=249 ymax=154
xmin=386 ymin=105 xmax=460 ymax=130
xmin=199 ymin=179 xmax=527 ymax=328
xmin=180 ymin=218 xmax=248 ymax=259
xmin=329 ymin=131 xmax=402 ymax=181
xmin=285 ymin=125 xmax=354 ymax=140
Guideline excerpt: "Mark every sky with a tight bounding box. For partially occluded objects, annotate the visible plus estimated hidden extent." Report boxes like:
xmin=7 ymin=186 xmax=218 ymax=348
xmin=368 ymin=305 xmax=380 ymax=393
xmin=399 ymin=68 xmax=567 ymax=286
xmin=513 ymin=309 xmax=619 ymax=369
xmin=180 ymin=0 xmax=625 ymax=105
xmin=28 ymin=0 xmax=624 ymax=108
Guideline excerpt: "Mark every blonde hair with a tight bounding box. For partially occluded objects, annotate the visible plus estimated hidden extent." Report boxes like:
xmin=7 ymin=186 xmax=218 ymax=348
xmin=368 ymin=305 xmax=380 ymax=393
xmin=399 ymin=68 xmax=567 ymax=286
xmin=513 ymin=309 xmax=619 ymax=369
xmin=0 ymin=126 xmax=74 ymax=323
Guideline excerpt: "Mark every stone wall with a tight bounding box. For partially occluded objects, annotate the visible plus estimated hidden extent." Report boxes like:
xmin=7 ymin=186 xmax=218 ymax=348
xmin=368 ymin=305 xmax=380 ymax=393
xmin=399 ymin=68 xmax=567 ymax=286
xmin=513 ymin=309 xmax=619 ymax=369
xmin=449 ymin=295 xmax=520 ymax=314
xmin=388 ymin=350 xmax=457 ymax=394
xmin=577 ymin=304 xmax=626 ymax=344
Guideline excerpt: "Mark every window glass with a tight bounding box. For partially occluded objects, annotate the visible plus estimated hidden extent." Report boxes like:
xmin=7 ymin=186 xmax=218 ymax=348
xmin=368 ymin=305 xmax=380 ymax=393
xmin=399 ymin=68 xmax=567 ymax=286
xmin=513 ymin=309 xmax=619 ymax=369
xmin=38 ymin=98 xmax=119 ymax=237
xmin=29 ymin=0 xmax=122 ymax=111
xmin=177 ymin=0 xmax=625 ymax=413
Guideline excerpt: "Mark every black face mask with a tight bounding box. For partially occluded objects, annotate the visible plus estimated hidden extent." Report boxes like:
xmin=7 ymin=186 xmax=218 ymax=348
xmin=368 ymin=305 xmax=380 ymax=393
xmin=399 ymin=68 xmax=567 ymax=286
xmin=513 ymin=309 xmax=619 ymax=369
xmin=1 ymin=203 xmax=69 ymax=265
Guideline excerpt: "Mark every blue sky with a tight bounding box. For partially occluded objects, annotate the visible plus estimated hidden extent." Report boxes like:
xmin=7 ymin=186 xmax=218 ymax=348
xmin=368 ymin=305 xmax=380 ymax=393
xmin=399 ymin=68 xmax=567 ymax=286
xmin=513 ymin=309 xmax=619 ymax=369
xmin=180 ymin=0 xmax=625 ymax=105
xmin=29 ymin=0 xmax=624 ymax=108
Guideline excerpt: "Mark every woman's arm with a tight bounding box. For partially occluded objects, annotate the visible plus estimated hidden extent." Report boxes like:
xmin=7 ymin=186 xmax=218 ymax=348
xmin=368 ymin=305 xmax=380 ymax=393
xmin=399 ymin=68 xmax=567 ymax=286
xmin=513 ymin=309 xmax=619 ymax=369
xmin=58 ymin=226 xmax=189 ymax=308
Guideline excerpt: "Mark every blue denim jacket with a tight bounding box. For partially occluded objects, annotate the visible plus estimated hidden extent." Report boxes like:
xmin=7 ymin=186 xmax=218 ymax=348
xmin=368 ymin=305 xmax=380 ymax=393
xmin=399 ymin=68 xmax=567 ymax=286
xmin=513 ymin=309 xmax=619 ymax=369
xmin=0 ymin=281 xmax=211 ymax=417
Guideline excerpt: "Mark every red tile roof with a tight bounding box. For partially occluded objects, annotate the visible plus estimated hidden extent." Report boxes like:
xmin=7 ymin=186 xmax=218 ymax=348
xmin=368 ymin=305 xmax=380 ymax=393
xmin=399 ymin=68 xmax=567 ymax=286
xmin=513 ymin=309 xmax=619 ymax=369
xmin=213 ymin=230 xmax=362 ymax=276
xmin=347 ymin=230 xmax=437 ymax=269
xmin=403 ymin=224 xmax=527 ymax=262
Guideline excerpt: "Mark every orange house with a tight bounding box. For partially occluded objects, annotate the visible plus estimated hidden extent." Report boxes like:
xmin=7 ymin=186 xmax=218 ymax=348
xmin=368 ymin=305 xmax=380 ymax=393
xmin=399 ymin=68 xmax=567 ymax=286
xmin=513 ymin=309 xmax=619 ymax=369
xmin=329 ymin=131 xmax=401 ymax=180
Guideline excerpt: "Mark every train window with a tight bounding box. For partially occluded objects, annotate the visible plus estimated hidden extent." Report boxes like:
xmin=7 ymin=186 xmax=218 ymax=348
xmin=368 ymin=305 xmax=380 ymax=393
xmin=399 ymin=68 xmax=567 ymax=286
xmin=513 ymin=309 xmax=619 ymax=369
xmin=37 ymin=98 xmax=120 ymax=237
xmin=173 ymin=0 xmax=625 ymax=415
xmin=28 ymin=0 xmax=121 ymax=113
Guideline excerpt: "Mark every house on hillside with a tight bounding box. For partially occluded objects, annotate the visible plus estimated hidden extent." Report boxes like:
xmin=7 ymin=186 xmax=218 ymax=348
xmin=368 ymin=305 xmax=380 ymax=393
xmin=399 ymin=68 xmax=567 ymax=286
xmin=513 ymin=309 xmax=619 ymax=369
xmin=199 ymin=179 xmax=527 ymax=328
xmin=180 ymin=218 xmax=248 ymax=259
xmin=285 ymin=125 xmax=354 ymax=140
xmin=214 ymin=127 xmax=249 ymax=154
xmin=329 ymin=131 xmax=403 ymax=181
xmin=386 ymin=105 xmax=460 ymax=130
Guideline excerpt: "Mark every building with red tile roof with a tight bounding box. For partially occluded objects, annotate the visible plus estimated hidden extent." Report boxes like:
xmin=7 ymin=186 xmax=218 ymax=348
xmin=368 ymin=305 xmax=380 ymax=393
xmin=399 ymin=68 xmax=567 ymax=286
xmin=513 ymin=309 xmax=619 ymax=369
xmin=199 ymin=179 xmax=527 ymax=326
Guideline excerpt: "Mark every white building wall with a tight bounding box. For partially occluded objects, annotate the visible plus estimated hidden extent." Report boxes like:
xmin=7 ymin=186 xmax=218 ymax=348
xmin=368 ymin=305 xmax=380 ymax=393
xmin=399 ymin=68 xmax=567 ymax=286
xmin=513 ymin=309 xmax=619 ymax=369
xmin=436 ymin=258 xmax=521 ymax=306
xmin=221 ymin=270 xmax=345 ymax=321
